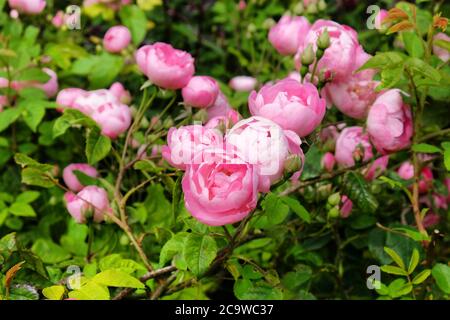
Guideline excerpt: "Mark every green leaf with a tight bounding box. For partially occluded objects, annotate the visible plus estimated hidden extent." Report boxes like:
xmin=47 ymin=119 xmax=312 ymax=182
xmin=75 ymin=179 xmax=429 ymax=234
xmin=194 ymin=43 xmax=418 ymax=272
xmin=68 ymin=281 xmax=110 ymax=300
xmin=357 ymin=51 xmax=406 ymax=72
xmin=405 ymin=58 xmax=441 ymax=82
xmin=343 ymin=172 xmax=378 ymax=214
xmin=0 ymin=107 xmax=23 ymax=132
xmin=408 ymin=248 xmax=420 ymax=274
xmin=85 ymin=127 xmax=111 ymax=165
xmin=119 ymin=5 xmax=147 ymax=45
xmin=160 ymin=232 xmax=189 ymax=265
xmin=381 ymin=265 xmax=408 ymax=276
xmin=93 ymin=270 xmax=145 ymax=289
xmin=14 ymin=153 xmax=53 ymax=171
xmin=42 ymin=285 xmax=65 ymax=300
xmin=21 ymin=167 xmax=55 ymax=188
xmin=280 ymin=196 xmax=311 ymax=223
xmin=31 ymin=239 xmax=70 ymax=264
xmin=434 ymin=39 xmax=450 ymax=53
xmin=9 ymin=202 xmax=36 ymax=217
xmin=412 ymin=269 xmax=431 ymax=285
xmin=441 ymin=142 xmax=450 ymax=171
xmin=15 ymin=191 xmax=40 ymax=204
xmin=88 ymin=53 xmax=124 ymax=89
xmin=384 ymin=246 xmax=405 ymax=269
xmin=402 ymin=31 xmax=425 ymax=58
xmin=234 ymin=279 xmax=283 ymax=300
xmin=391 ymin=226 xmax=431 ymax=242
xmin=263 ymin=193 xmax=290 ymax=225
xmin=411 ymin=143 xmax=442 ymax=154
xmin=183 ymin=233 xmax=217 ymax=276
xmin=15 ymin=68 xmax=50 ymax=82
xmin=53 ymin=108 xmax=97 ymax=138
xmin=432 ymin=263 xmax=450 ymax=294
xmin=21 ymin=102 xmax=46 ymax=132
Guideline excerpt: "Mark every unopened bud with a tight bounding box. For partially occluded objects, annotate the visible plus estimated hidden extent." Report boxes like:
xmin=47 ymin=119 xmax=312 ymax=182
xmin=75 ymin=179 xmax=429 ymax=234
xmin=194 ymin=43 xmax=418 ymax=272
xmin=162 ymin=117 xmax=174 ymax=129
xmin=316 ymin=48 xmax=325 ymax=59
xmin=317 ymin=29 xmax=330 ymax=50
xmin=328 ymin=206 xmax=340 ymax=218
xmin=300 ymin=65 xmax=309 ymax=78
xmin=301 ymin=44 xmax=315 ymax=66
xmin=328 ymin=192 xmax=341 ymax=206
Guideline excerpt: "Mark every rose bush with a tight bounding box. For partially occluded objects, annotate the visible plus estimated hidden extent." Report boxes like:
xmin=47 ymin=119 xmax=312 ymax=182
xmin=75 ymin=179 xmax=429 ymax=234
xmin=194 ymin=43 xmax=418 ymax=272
xmin=0 ymin=0 xmax=449 ymax=302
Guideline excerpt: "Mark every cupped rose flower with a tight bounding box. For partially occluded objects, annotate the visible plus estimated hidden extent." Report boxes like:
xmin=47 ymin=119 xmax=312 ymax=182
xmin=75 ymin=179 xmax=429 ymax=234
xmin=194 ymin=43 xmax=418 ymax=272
xmin=249 ymin=78 xmax=326 ymax=137
xmin=268 ymin=15 xmax=310 ymax=56
xmin=321 ymin=152 xmax=335 ymax=172
xmin=295 ymin=20 xmax=360 ymax=82
xmin=103 ymin=25 xmax=131 ymax=53
xmin=182 ymin=147 xmax=259 ymax=226
xmin=226 ymin=116 xmax=304 ymax=192
xmin=182 ymin=76 xmax=219 ymax=108
xmin=397 ymin=161 xmax=434 ymax=194
xmin=64 ymin=186 xmax=111 ymax=224
xmin=91 ymin=102 xmax=132 ymax=139
xmin=56 ymin=88 xmax=87 ymax=112
xmin=63 ymin=163 xmax=98 ymax=192
xmin=367 ymin=89 xmax=413 ymax=154
xmin=364 ymin=155 xmax=389 ymax=181
xmin=335 ymin=126 xmax=373 ymax=167
xmin=340 ymin=195 xmax=353 ymax=218
xmin=8 ymin=0 xmax=46 ymax=15
xmin=433 ymin=33 xmax=450 ymax=63
xmin=135 ymin=42 xmax=195 ymax=90
xmin=162 ymin=125 xmax=224 ymax=170
xmin=229 ymin=76 xmax=257 ymax=92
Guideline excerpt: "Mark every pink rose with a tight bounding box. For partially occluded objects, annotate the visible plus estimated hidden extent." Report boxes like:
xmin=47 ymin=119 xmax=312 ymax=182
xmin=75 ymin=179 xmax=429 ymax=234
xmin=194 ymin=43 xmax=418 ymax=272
xmin=367 ymin=89 xmax=413 ymax=154
xmin=321 ymin=152 xmax=336 ymax=172
xmin=397 ymin=161 xmax=434 ymax=194
xmin=364 ymin=155 xmax=389 ymax=181
xmin=182 ymin=147 xmax=259 ymax=226
xmin=226 ymin=116 xmax=304 ymax=192
xmin=374 ymin=9 xmax=388 ymax=30
xmin=91 ymin=101 xmax=132 ymax=139
xmin=229 ymin=76 xmax=257 ymax=92
xmin=295 ymin=20 xmax=360 ymax=82
xmin=340 ymin=195 xmax=353 ymax=218
xmin=249 ymin=78 xmax=326 ymax=137
xmin=433 ymin=33 xmax=450 ymax=63
xmin=103 ymin=25 xmax=131 ymax=53
xmin=162 ymin=125 xmax=224 ymax=170
xmin=182 ymin=76 xmax=219 ymax=108
xmin=63 ymin=163 xmax=98 ymax=192
xmin=135 ymin=42 xmax=195 ymax=90
xmin=109 ymin=82 xmax=131 ymax=104
xmin=8 ymin=0 xmax=46 ymax=15
xmin=64 ymin=186 xmax=111 ymax=224
xmin=206 ymin=91 xmax=241 ymax=122
xmin=268 ymin=15 xmax=310 ymax=56
xmin=52 ymin=10 xmax=64 ymax=28
xmin=335 ymin=126 xmax=373 ymax=167
xmin=56 ymin=88 xmax=87 ymax=112
xmin=12 ymin=68 xmax=59 ymax=98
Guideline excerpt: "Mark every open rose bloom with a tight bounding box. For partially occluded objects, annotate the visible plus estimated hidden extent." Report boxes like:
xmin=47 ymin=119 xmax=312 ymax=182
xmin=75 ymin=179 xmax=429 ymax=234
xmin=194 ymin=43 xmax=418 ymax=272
xmin=8 ymin=0 xmax=46 ymax=15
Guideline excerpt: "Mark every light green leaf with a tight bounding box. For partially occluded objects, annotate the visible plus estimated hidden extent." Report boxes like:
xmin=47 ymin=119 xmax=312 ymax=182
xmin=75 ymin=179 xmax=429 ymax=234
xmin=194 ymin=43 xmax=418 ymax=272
xmin=0 ymin=108 xmax=23 ymax=133
xmin=93 ymin=270 xmax=145 ymax=289
xmin=412 ymin=269 xmax=431 ymax=285
xmin=42 ymin=285 xmax=65 ymax=300
xmin=183 ymin=233 xmax=217 ymax=276
xmin=85 ymin=128 xmax=111 ymax=165
xmin=381 ymin=265 xmax=408 ymax=276
xmin=280 ymin=196 xmax=311 ymax=223
xmin=411 ymin=143 xmax=442 ymax=154
xmin=432 ymin=263 xmax=450 ymax=294
xmin=9 ymin=202 xmax=36 ymax=217
xmin=384 ymin=247 xmax=406 ymax=269
xmin=68 ymin=281 xmax=110 ymax=300
xmin=15 ymin=191 xmax=40 ymax=204
xmin=441 ymin=142 xmax=450 ymax=171
xmin=408 ymin=248 xmax=420 ymax=274
xmin=263 ymin=193 xmax=290 ymax=225
xmin=119 ymin=5 xmax=147 ymax=45
xmin=160 ymin=232 xmax=189 ymax=265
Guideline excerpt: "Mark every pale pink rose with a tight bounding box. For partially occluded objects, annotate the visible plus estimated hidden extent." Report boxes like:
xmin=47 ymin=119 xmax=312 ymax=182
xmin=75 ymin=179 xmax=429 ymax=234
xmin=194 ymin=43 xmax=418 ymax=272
xmin=268 ymin=15 xmax=310 ymax=56
xmin=91 ymin=102 xmax=132 ymax=139
xmin=206 ymin=91 xmax=241 ymax=122
xmin=162 ymin=125 xmax=224 ymax=170
xmin=321 ymin=152 xmax=336 ymax=172
xmin=397 ymin=161 xmax=434 ymax=194
xmin=63 ymin=163 xmax=98 ymax=192
xmin=364 ymin=155 xmax=389 ymax=181
xmin=64 ymin=186 xmax=111 ymax=224
xmin=52 ymin=10 xmax=64 ymax=28
xmin=8 ymin=0 xmax=46 ymax=15
xmin=182 ymin=76 xmax=219 ymax=108
xmin=182 ymin=147 xmax=259 ymax=226
xmin=335 ymin=126 xmax=373 ymax=167
xmin=12 ymin=68 xmax=59 ymax=98
xmin=433 ymin=33 xmax=450 ymax=63
xmin=135 ymin=42 xmax=195 ymax=90
xmin=103 ymin=25 xmax=131 ymax=53
xmin=249 ymin=78 xmax=326 ymax=137
xmin=229 ymin=76 xmax=257 ymax=92
xmin=295 ymin=20 xmax=360 ymax=82
xmin=374 ymin=9 xmax=388 ymax=30
xmin=109 ymin=82 xmax=131 ymax=104
xmin=226 ymin=116 xmax=304 ymax=192
xmin=56 ymin=88 xmax=87 ymax=112
xmin=367 ymin=89 xmax=413 ymax=154
xmin=10 ymin=9 xmax=19 ymax=19
xmin=340 ymin=195 xmax=353 ymax=218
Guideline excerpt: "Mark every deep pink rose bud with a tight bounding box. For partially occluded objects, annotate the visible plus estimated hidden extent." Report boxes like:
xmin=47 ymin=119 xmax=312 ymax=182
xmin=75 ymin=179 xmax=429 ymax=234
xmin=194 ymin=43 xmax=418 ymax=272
xmin=364 ymin=155 xmax=389 ymax=181
xmin=64 ymin=186 xmax=111 ymax=224
xmin=8 ymin=0 xmax=46 ymax=15
xmin=397 ymin=161 xmax=434 ymax=194
xmin=433 ymin=33 xmax=450 ymax=63
xmin=367 ymin=89 xmax=413 ymax=154
xmin=162 ymin=125 xmax=224 ymax=170
xmin=229 ymin=76 xmax=257 ymax=92
xmin=321 ymin=152 xmax=336 ymax=172
xmin=226 ymin=116 xmax=304 ymax=193
xmin=52 ymin=10 xmax=64 ymax=28
xmin=340 ymin=195 xmax=353 ymax=218
xmin=268 ymin=15 xmax=310 ymax=56
xmin=135 ymin=42 xmax=195 ymax=90
xmin=249 ymin=78 xmax=326 ymax=137
xmin=182 ymin=76 xmax=219 ymax=108
xmin=63 ymin=163 xmax=98 ymax=192
xmin=182 ymin=147 xmax=259 ymax=226
xmin=103 ymin=25 xmax=131 ymax=53
xmin=335 ymin=126 xmax=373 ymax=167
xmin=295 ymin=20 xmax=360 ymax=82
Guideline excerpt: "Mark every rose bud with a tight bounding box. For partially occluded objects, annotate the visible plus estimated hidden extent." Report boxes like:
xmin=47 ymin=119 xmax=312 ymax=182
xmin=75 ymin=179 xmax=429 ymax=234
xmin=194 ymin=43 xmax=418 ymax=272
xmin=103 ymin=25 xmax=131 ymax=53
xmin=63 ymin=163 xmax=98 ymax=192
xmin=321 ymin=152 xmax=336 ymax=172
xmin=64 ymin=186 xmax=111 ymax=224
xmin=268 ymin=15 xmax=310 ymax=56
xmin=182 ymin=76 xmax=219 ymax=109
xmin=335 ymin=126 xmax=373 ymax=167
xmin=229 ymin=76 xmax=257 ymax=92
